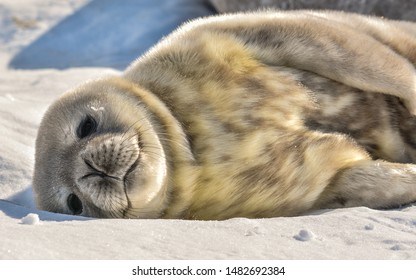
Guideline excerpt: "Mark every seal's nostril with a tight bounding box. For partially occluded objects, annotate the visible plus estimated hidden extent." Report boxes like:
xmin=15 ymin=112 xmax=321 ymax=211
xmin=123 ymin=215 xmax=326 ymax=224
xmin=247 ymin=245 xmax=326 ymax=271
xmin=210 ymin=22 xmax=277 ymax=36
xmin=80 ymin=158 xmax=108 ymax=180
xmin=84 ymin=158 xmax=102 ymax=174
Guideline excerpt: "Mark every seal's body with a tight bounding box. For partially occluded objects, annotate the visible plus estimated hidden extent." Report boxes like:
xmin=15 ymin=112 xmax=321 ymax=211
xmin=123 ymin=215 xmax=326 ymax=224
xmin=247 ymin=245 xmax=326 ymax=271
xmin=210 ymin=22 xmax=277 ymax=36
xmin=33 ymin=11 xmax=416 ymax=220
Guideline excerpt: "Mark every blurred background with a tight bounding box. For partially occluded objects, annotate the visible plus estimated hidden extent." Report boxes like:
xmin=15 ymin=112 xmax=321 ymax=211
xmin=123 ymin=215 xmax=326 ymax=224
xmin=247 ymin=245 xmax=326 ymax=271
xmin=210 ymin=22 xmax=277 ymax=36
xmin=5 ymin=0 xmax=416 ymax=70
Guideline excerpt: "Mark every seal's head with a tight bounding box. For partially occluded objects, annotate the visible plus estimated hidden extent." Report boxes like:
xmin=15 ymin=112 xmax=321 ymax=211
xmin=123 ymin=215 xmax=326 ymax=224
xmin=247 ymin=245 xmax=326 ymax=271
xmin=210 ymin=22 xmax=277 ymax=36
xmin=33 ymin=77 xmax=172 ymax=218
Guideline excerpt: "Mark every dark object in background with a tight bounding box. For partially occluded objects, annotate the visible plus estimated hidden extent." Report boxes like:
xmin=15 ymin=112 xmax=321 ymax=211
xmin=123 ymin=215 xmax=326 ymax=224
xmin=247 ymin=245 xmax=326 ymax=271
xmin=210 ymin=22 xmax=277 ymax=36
xmin=210 ymin=0 xmax=416 ymax=21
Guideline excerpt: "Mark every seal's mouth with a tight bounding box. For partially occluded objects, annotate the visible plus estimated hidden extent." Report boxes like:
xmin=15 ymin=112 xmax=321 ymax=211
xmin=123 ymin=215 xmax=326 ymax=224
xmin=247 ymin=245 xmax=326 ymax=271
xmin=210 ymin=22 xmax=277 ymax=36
xmin=122 ymin=156 xmax=139 ymax=218
xmin=123 ymin=134 xmax=141 ymax=184
xmin=124 ymin=156 xmax=140 ymax=184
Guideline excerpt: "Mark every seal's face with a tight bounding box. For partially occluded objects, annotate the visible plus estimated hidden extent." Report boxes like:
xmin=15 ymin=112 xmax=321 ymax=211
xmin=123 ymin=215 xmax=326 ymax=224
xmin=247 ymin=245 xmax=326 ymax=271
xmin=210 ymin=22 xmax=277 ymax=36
xmin=33 ymin=79 xmax=169 ymax=218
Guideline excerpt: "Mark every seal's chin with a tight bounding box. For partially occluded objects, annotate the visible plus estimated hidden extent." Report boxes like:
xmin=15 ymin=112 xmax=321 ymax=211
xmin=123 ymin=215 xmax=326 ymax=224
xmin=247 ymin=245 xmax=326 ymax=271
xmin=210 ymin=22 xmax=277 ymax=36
xmin=121 ymin=135 xmax=170 ymax=219
xmin=124 ymin=157 xmax=140 ymax=184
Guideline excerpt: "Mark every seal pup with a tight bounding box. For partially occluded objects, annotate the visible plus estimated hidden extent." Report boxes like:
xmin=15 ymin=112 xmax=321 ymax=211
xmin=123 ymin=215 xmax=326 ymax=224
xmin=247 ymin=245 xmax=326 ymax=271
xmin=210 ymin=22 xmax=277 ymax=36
xmin=33 ymin=11 xmax=416 ymax=220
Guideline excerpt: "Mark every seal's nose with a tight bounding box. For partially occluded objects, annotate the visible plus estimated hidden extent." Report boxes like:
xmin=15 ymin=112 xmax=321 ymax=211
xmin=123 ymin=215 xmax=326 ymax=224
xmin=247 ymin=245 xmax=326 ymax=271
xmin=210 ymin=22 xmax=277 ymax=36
xmin=81 ymin=133 xmax=140 ymax=179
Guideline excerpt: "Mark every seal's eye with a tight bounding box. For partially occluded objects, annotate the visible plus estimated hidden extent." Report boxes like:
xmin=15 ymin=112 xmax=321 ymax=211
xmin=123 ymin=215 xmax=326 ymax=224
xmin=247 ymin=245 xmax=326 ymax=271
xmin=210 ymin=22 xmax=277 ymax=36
xmin=77 ymin=115 xmax=97 ymax=139
xmin=67 ymin=193 xmax=83 ymax=215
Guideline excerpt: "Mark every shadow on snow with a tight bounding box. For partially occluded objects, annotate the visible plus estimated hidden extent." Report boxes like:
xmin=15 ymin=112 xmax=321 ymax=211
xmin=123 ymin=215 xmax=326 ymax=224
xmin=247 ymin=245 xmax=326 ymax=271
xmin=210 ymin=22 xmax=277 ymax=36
xmin=9 ymin=0 xmax=215 ymax=70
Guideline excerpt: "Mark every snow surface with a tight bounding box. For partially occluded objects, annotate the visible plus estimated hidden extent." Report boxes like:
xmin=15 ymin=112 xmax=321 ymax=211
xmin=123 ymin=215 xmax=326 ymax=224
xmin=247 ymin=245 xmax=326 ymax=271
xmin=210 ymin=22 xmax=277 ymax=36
xmin=1 ymin=0 xmax=416 ymax=260
xmin=20 ymin=213 xmax=40 ymax=225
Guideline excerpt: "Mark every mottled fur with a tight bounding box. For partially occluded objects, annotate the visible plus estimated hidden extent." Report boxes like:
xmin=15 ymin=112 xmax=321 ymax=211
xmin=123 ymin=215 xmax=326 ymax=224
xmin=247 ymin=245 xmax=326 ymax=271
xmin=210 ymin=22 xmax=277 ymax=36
xmin=33 ymin=11 xmax=416 ymax=220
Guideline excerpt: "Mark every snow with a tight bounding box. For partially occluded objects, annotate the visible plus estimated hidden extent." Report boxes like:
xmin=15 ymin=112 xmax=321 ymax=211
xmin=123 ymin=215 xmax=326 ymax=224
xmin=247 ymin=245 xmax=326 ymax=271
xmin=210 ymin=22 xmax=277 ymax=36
xmin=20 ymin=213 xmax=40 ymax=225
xmin=0 ymin=0 xmax=416 ymax=260
xmin=294 ymin=229 xmax=315 ymax=242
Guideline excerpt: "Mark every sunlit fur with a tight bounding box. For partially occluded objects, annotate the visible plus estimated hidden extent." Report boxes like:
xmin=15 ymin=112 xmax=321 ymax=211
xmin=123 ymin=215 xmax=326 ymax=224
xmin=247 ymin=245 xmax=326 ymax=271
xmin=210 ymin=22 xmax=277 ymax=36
xmin=33 ymin=10 xmax=416 ymax=220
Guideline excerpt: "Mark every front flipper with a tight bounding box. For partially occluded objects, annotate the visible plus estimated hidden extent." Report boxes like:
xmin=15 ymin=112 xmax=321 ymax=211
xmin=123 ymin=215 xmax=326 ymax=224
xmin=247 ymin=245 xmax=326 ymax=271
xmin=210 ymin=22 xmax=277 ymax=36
xmin=192 ymin=12 xmax=416 ymax=114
